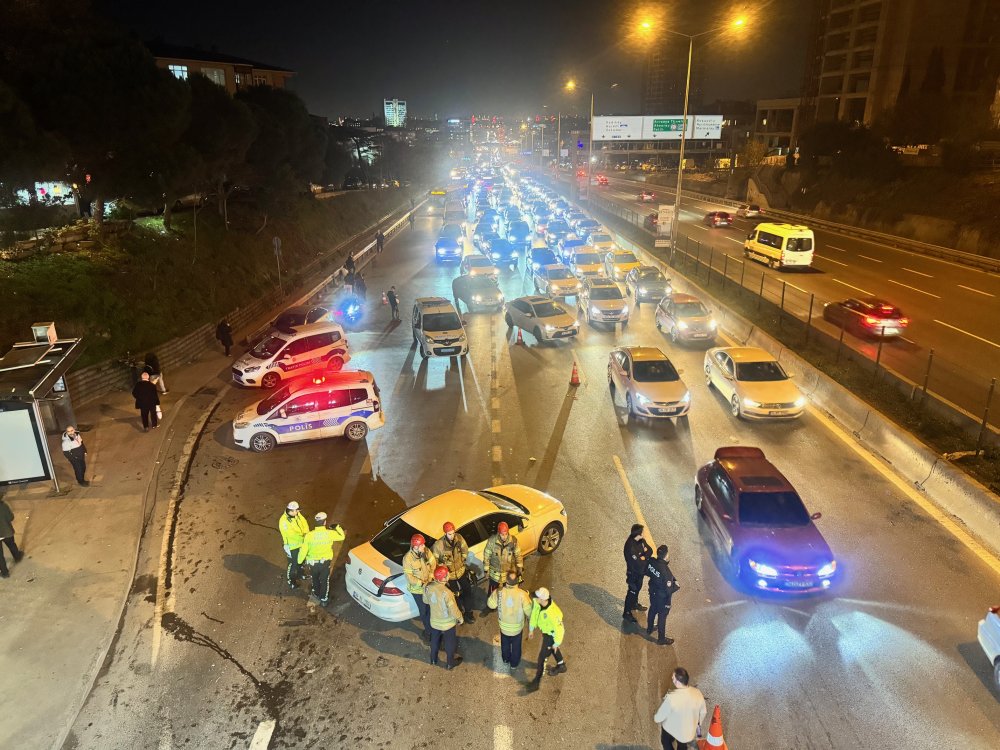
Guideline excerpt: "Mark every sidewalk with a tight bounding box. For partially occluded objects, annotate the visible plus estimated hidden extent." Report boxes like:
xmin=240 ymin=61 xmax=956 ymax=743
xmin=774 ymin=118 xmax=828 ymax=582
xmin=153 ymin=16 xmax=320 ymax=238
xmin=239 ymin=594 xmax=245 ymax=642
xmin=0 ymin=210 xmax=415 ymax=750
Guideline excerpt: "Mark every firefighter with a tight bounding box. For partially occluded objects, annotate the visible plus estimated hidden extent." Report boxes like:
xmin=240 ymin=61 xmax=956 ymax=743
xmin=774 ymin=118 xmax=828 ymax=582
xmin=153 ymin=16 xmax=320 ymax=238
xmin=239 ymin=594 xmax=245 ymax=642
xmin=482 ymin=521 xmax=523 ymax=613
xmin=526 ymin=587 xmax=565 ymax=690
xmin=297 ymin=512 xmax=345 ymax=606
xmin=488 ymin=571 xmax=532 ymax=668
xmin=402 ymin=533 xmax=437 ymax=639
xmin=432 ymin=521 xmax=475 ymax=623
xmin=424 ymin=564 xmax=464 ymax=669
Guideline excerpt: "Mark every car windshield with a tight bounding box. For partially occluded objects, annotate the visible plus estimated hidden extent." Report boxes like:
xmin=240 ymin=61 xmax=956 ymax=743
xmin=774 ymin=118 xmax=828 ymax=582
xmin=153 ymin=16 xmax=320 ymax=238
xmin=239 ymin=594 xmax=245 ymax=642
xmin=632 ymin=359 xmax=680 ymax=382
xmin=638 ymin=269 xmax=664 ymax=281
xmin=574 ymin=253 xmax=602 ymax=265
xmin=532 ymin=251 xmax=557 ymax=265
xmin=371 ymin=518 xmax=434 ymax=564
xmin=738 ymin=491 xmax=811 ymax=527
xmin=589 ymin=286 xmax=623 ymax=300
xmin=675 ymin=302 xmax=709 ymax=317
xmin=257 ymin=385 xmax=292 ymax=415
xmin=532 ymin=301 xmax=564 ymax=317
xmin=250 ymin=334 xmax=287 ymax=359
xmin=590 ymin=234 xmax=612 ymax=244
xmin=467 ymin=257 xmax=492 ymax=267
xmin=423 ymin=312 xmax=462 ymax=331
xmin=614 ymin=253 xmax=638 ymax=264
xmin=478 ymin=490 xmax=530 ymax=514
xmin=546 ymin=268 xmax=574 ymax=280
xmin=736 ymin=360 xmax=788 ymax=381
xmin=440 ymin=224 xmax=463 ymax=239
xmin=510 ymin=222 xmax=530 ymax=234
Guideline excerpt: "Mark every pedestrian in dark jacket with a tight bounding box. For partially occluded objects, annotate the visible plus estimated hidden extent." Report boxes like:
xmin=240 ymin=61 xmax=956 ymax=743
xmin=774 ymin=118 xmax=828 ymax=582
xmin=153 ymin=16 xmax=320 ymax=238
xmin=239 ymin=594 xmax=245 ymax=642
xmin=0 ymin=498 xmax=23 ymax=578
xmin=623 ymin=523 xmax=652 ymax=623
xmin=132 ymin=372 xmax=161 ymax=431
xmin=61 ymin=426 xmax=89 ymax=486
xmin=375 ymin=230 xmax=385 ymax=253
xmin=354 ymin=273 xmax=367 ymax=300
xmin=645 ymin=544 xmax=678 ymax=645
xmin=344 ymin=253 xmax=356 ymax=276
xmin=215 ymin=320 xmax=233 ymax=356
xmin=143 ymin=352 xmax=167 ymax=394
xmin=387 ymin=286 xmax=399 ymax=320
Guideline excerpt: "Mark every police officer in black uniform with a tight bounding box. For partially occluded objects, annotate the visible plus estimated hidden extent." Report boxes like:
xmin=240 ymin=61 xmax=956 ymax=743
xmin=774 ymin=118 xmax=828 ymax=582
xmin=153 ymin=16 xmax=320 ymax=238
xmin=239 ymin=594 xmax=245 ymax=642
xmin=644 ymin=544 xmax=678 ymax=645
xmin=623 ymin=523 xmax=652 ymax=623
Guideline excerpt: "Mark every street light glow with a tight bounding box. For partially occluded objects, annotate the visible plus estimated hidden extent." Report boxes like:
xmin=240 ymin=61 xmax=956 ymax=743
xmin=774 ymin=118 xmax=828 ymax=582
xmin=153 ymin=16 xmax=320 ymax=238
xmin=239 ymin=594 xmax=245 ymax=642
xmin=565 ymin=79 xmax=577 ymax=92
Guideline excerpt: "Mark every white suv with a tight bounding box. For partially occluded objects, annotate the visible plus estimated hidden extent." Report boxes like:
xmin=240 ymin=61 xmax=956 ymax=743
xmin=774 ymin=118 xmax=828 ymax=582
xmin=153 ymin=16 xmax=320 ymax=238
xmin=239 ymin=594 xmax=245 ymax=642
xmin=412 ymin=297 xmax=469 ymax=359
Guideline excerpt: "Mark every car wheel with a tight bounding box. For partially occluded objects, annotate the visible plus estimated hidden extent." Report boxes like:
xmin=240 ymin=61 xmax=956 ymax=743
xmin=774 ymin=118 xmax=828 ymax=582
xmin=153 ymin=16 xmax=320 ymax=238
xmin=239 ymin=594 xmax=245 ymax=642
xmin=345 ymin=421 xmax=369 ymax=441
xmin=656 ymin=318 xmax=662 ymax=331
xmin=743 ymin=248 xmax=751 ymax=259
xmin=705 ymin=367 xmax=713 ymax=388
xmin=327 ymin=355 xmax=344 ymax=372
xmin=730 ymin=394 xmax=742 ymax=418
xmin=537 ymin=522 xmax=563 ymax=554
xmin=504 ymin=313 xmax=513 ymax=327
xmin=994 ymin=659 xmax=1000 ymax=692
xmin=694 ymin=485 xmax=704 ymax=515
xmin=670 ymin=327 xmax=679 ymax=344
xmin=260 ymin=372 xmax=281 ymax=389
xmin=250 ymin=432 xmax=276 ymax=453
xmin=770 ymin=258 xmax=780 ymax=270
xmin=533 ymin=326 xmax=544 ymax=343
xmin=420 ymin=345 xmax=429 ymax=359
xmin=625 ymin=285 xmax=632 ymax=297
xmin=626 ymin=393 xmax=635 ymax=417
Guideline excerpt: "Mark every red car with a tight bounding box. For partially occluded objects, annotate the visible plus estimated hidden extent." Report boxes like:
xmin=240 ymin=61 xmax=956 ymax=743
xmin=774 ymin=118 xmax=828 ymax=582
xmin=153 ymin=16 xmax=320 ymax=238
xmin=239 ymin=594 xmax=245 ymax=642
xmin=704 ymin=211 xmax=733 ymax=228
xmin=595 ymin=174 xmax=609 ymax=186
xmin=638 ymin=190 xmax=655 ymax=202
xmin=822 ymin=298 xmax=909 ymax=338
xmin=695 ymin=446 xmax=836 ymax=594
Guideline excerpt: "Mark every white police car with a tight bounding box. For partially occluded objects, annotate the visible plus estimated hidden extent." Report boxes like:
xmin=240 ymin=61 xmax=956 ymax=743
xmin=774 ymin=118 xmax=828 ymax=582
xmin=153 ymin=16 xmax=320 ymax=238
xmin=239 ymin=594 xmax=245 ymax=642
xmin=231 ymin=322 xmax=350 ymax=390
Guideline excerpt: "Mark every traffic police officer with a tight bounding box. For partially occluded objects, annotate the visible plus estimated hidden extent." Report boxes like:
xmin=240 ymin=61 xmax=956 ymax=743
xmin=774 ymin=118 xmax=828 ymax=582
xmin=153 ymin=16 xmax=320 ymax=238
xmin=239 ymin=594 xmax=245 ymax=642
xmin=487 ymin=571 xmax=532 ymax=668
xmin=279 ymin=501 xmax=310 ymax=590
xmin=402 ymin=533 xmax=437 ymax=639
xmin=297 ymin=512 xmax=345 ymax=606
xmin=424 ymin=564 xmax=464 ymax=669
xmin=482 ymin=521 xmax=523 ymax=610
xmin=623 ymin=523 xmax=652 ymax=623
xmin=527 ymin=587 xmax=565 ymax=690
xmin=644 ymin=544 xmax=678 ymax=645
xmin=432 ymin=521 xmax=475 ymax=622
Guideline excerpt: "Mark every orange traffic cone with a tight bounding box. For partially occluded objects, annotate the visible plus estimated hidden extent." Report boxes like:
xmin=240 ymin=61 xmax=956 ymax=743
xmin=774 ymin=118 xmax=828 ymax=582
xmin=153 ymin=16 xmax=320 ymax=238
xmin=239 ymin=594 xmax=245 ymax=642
xmin=381 ymin=291 xmax=388 ymax=305
xmin=570 ymin=361 xmax=581 ymax=386
xmin=516 ymin=328 xmax=524 ymax=345
xmin=697 ymin=705 xmax=728 ymax=750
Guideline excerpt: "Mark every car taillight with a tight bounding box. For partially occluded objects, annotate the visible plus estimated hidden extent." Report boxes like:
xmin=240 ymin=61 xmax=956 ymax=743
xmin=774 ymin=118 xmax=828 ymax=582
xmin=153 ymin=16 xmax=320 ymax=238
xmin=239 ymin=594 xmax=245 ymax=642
xmin=372 ymin=399 xmax=380 ymax=412
xmin=899 ymin=318 xmax=909 ymax=326
xmin=372 ymin=577 xmax=404 ymax=596
xmin=863 ymin=316 xmax=879 ymax=327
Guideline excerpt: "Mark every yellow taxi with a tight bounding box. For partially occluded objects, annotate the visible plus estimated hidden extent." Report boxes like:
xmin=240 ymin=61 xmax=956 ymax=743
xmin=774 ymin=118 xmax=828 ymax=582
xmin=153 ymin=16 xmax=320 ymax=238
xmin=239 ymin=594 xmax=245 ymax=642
xmin=604 ymin=249 xmax=642 ymax=281
xmin=568 ymin=246 xmax=606 ymax=279
xmin=586 ymin=231 xmax=616 ymax=253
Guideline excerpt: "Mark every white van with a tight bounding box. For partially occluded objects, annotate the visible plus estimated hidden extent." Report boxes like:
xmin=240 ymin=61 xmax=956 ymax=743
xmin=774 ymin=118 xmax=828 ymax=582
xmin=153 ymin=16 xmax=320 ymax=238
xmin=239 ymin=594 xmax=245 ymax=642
xmin=743 ymin=223 xmax=815 ymax=269
xmin=231 ymin=322 xmax=350 ymax=389
xmin=232 ymin=370 xmax=383 ymax=452
xmin=411 ymin=297 xmax=468 ymax=359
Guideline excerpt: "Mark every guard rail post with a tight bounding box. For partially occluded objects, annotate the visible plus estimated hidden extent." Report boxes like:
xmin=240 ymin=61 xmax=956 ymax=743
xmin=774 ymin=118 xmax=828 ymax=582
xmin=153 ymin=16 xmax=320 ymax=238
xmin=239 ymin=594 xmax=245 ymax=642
xmin=722 ymin=254 xmax=729 ymax=292
xmin=836 ymin=315 xmax=848 ymax=363
xmin=757 ymin=271 xmax=765 ymax=311
xmin=977 ymin=378 xmax=997 ymax=456
xmin=706 ymin=248 xmax=714 ymax=289
xmin=874 ymin=328 xmax=886 ymax=381
xmin=804 ymin=293 xmax=815 ymax=345
xmin=738 ymin=258 xmax=746 ymax=298
xmin=919 ymin=349 xmax=935 ymax=411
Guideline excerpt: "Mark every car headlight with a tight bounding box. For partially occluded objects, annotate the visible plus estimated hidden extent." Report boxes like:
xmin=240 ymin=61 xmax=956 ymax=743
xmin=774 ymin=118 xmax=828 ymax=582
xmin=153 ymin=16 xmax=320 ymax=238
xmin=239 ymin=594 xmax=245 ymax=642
xmin=512 ymin=251 xmax=519 ymax=258
xmin=472 ymin=295 xmax=482 ymax=303
xmin=743 ymin=397 xmax=761 ymax=408
xmin=677 ymin=321 xmax=689 ymax=330
xmin=681 ymin=391 xmax=690 ymax=403
xmin=635 ymin=393 xmax=651 ymax=405
xmin=243 ymin=366 xmax=260 ymax=373
xmin=491 ymin=252 xmax=500 ymax=259
xmin=748 ymin=559 xmax=778 ymax=577
xmin=544 ymin=324 xmax=556 ymax=332
xmin=817 ymin=561 xmax=837 ymax=578
xmin=234 ymin=420 xmax=249 ymax=429
xmin=621 ymin=304 xmax=629 ymax=314
xmin=708 ymin=319 xmax=718 ymax=330
xmin=794 ymin=396 xmax=807 ymax=408
xmin=458 ymin=334 xmax=466 ymax=341
xmin=639 ymin=287 xmax=647 ymax=294
xmin=591 ymin=305 xmax=601 ymax=315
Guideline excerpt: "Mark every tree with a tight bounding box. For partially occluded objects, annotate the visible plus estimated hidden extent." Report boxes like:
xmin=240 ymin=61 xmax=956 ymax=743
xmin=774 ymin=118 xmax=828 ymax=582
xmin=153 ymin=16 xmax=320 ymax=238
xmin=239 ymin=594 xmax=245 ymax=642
xmin=737 ymin=139 xmax=769 ymax=169
xmin=797 ymin=120 xmax=899 ymax=181
xmin=0 ymin=79 xmax=68 ymax=203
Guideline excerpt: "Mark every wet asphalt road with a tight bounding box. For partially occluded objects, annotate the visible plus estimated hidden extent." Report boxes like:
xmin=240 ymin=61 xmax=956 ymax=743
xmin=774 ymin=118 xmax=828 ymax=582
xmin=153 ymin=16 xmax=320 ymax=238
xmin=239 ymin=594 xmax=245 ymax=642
xmin=66 ymin=204 xmax=1000 ymax=750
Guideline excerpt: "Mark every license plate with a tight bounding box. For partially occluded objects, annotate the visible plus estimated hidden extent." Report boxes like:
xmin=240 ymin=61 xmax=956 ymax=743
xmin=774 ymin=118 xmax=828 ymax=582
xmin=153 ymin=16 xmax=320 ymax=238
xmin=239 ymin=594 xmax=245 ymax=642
xmin=690 ymin=333 xmax=707 ymax=338
xmin=350 ymin=589 xmax=373 ymax=610
xmin=654 ymin=409 xmax=679 ymax=416
xmin=555 ymin=330 xmax=575 ymax=338
xmin=768 ymin=410 xmax=785 ymax=416
xmin=437 ymin=347 xmax=459 ymax=355
xmin=784 ymin=580 xmax=814 ymax=588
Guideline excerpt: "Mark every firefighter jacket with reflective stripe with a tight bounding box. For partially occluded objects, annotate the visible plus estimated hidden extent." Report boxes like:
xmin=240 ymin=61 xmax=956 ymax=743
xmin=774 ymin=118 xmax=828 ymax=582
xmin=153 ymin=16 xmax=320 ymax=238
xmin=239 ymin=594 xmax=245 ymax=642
xmin=483 ymin=534 xmax=523 ymax=582
xmin=488 ymin=584 xmax=532 ymax=636
xmin=279 ymin=512 xmax=310 ymax=550
xmin=432 ymin=534 xmax=468 ymax=580
xmin=402 ymin=548 xmax=437 ymax=594
xmin=423 ymin=580 xmax=463 ymax=630
xmin=529 ymin=600 xmax=565 ymax=647
xmin=297 ymin=524 xmax=345 ymax=564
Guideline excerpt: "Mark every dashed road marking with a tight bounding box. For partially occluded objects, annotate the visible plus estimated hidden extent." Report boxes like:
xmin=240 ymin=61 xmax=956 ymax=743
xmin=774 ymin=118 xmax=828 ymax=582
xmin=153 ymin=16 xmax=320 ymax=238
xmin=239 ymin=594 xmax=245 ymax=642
xmin=833 ymin=278 xmax=874 ymax=296
xmin=826 ymin=245 xmax=848 ymax=252
xmin=857 ymin=254 xmax=883 ymax=263
xmin=493 ymin=724 xmax=513 ymax=750
xmin=958 ymin=284 xmax=995 ymax=297
xmin=887 ymin=279 xmax=940 ymax=298
xmin=814 ymin=254 xmax=848 ymax=267
xmin=492 ymin=419 xmax=501 ymax=433
xmin=613 ymin=455 xmax=654 ymax=548
xmin=249 ymin=720 xmax=276 ymax=750
xmin=933 ymin=319 xmax=1000 ymax=349
xmin=902 ymin=267 xmax=933 ymax=278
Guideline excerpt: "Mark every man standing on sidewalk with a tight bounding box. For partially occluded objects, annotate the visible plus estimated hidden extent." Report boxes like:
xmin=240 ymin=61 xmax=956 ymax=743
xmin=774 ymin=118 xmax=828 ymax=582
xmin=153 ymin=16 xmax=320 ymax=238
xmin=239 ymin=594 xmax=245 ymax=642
xmin=278 ymin=501 xmax=310 ymax=590
xmin=297 ymin=512 xmax=345 ymax=606
xmin=216 ymin=319 xmax=233 ymax=357
xmin=623 ymin=523 xmax=651 ymax=624
xmin=61 ymin=426 xmax=89 ymax=486
xmin=653 ymin=667 xmax=706 ymax=749
xmin=0 ymin=498 xmax=24 ymax=578
xmin=387 ymin=286 xmax=400 ymax=320
xmin=131 ymin=372 xmax=160 ymax=432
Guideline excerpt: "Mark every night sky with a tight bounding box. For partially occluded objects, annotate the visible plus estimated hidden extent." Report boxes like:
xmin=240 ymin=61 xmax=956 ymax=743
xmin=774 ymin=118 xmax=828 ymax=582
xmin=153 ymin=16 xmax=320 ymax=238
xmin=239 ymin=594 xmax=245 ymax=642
xmin=100 ymin=0 xmax=811 ymax=120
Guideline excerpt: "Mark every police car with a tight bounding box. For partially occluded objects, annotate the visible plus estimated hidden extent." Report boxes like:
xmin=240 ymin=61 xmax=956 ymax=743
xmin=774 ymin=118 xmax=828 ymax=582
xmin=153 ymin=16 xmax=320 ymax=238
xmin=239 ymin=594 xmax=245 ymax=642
xmin=231 ymin=322 xmax=350 ymax=390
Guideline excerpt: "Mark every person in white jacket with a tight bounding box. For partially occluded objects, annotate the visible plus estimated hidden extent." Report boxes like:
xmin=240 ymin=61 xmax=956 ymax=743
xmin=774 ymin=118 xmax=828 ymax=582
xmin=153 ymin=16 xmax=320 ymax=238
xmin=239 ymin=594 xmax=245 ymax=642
xmin=653 ymin=667 xmax=707 ymax=749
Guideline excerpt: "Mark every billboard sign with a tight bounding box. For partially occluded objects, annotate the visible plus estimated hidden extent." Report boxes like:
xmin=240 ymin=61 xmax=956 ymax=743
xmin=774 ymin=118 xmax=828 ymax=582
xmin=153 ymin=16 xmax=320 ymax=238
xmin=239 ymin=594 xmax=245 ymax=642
xmin=0 ymin=400 xmax=51 ymax=486
xmin=592 ymin=116 xmax=643 ymax=141
xmin=592 ymin=115 xmax=724 ymax=141
xmin=656 ymin=204 xmax=674 ymax=237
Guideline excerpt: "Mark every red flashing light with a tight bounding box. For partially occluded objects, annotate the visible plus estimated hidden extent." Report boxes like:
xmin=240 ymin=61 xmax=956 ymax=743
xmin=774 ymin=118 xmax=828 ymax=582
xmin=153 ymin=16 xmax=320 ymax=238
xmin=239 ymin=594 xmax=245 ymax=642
xmin=312 ymin=375 xmax=326 ymax=385
xmin=85 ymin=174 xmax=91 ymax=184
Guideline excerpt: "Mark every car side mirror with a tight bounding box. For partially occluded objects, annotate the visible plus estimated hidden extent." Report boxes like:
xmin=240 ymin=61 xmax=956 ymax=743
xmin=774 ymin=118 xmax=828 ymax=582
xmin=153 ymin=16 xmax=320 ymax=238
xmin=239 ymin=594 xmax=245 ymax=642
xmin=811 ymin=511 xmax=822 ymax=520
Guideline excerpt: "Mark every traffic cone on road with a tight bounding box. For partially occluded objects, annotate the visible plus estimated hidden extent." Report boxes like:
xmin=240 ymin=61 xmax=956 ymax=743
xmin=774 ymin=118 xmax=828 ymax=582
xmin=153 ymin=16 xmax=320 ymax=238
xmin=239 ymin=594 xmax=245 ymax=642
xmin=516 ymin=328 xmax=524 ymax=345
xmin=697 ymin=705 xmax=728 ymax=750
xmin=570 ymin=361 xmax=581 ymax=387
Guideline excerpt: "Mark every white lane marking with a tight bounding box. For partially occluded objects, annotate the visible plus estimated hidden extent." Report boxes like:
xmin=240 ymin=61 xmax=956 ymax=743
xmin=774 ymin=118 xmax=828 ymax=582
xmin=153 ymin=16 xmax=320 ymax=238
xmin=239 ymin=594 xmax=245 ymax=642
xmin=249 ymin=720 xmax=276 ymax=750
xmin=808 ymin=404 xmax=1000 ymax=579
xmin=361 ymin=434 xmax=381 ymax=479
xmin=491 ymin=397 xmax=501 ymax=410
xmin=933 ymin=319 xmax=1000 ymax=349
xmin=958 ymin=284 xmax=995 ymax=298
xmin=857 ymin=254 xmax=883 ymax=263
xmin=494 ymin=725 xmax=514 ymax=750
xmin=726 ymin=237 xmax=743 ymax=245
xmin=492 ymin=419 xmax=501 ymax=434
xmin=826 ymin=245 xmax=848 ymax=252
xmin=902 ymin=267 xmax=933 ymax=278
xmin=492 ymin=446 xmax=503 ymax=462
xmin=815 ymin=254 xmax=848 ymax=267
xmin=612 ymin=455 xmax=655 ymax=548
xmin=887 ymin=279 xmax=941 ymax=298
xmin=833 ymin=278 xmax=874 ymax=296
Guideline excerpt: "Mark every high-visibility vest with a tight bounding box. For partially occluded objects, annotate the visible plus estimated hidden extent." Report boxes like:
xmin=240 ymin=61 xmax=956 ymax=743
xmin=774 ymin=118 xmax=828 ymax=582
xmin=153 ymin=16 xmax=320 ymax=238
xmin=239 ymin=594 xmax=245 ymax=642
xmin=297 ymin=524 xmax=345 ymax=564
xmin=529 ymin=600 xmax=565 ymax=647
xmin=488 ymin=585 xmax=532 ymax=636
xmin=423 ymin=580 xmax=462 ymax=630
xmin=278 ymin=512 xmax=310 ymax=550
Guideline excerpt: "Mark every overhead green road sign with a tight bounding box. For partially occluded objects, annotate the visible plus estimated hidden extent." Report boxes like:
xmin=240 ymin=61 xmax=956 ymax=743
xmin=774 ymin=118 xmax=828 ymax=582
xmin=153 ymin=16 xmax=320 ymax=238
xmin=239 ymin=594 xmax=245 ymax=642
xmin=651 ymin=118 xmax=685 ymax=133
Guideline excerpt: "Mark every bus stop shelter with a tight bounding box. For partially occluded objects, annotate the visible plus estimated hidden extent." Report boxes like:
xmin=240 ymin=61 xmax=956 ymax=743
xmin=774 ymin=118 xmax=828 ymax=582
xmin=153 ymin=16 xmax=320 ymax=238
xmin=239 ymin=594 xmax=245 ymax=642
xmin=0 ymin=323 xmax=84 ymax=493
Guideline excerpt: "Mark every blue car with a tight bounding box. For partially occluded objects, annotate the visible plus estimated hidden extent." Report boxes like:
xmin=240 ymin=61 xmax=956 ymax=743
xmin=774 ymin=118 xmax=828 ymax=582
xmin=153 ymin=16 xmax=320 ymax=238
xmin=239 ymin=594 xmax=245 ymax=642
xmin=434 ymin=237 xmax=463 ymax=262
xmin=486 ymin=238 xmax=519 ymax=269
xmin=506 ymin=220 xmax=532 ymax=251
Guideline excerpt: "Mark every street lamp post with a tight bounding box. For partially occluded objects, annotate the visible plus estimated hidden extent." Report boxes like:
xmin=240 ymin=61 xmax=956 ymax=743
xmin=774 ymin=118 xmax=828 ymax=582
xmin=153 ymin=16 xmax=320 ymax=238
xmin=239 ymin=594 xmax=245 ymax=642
xmin=587 ymin=91 xmax=595 ymax=203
